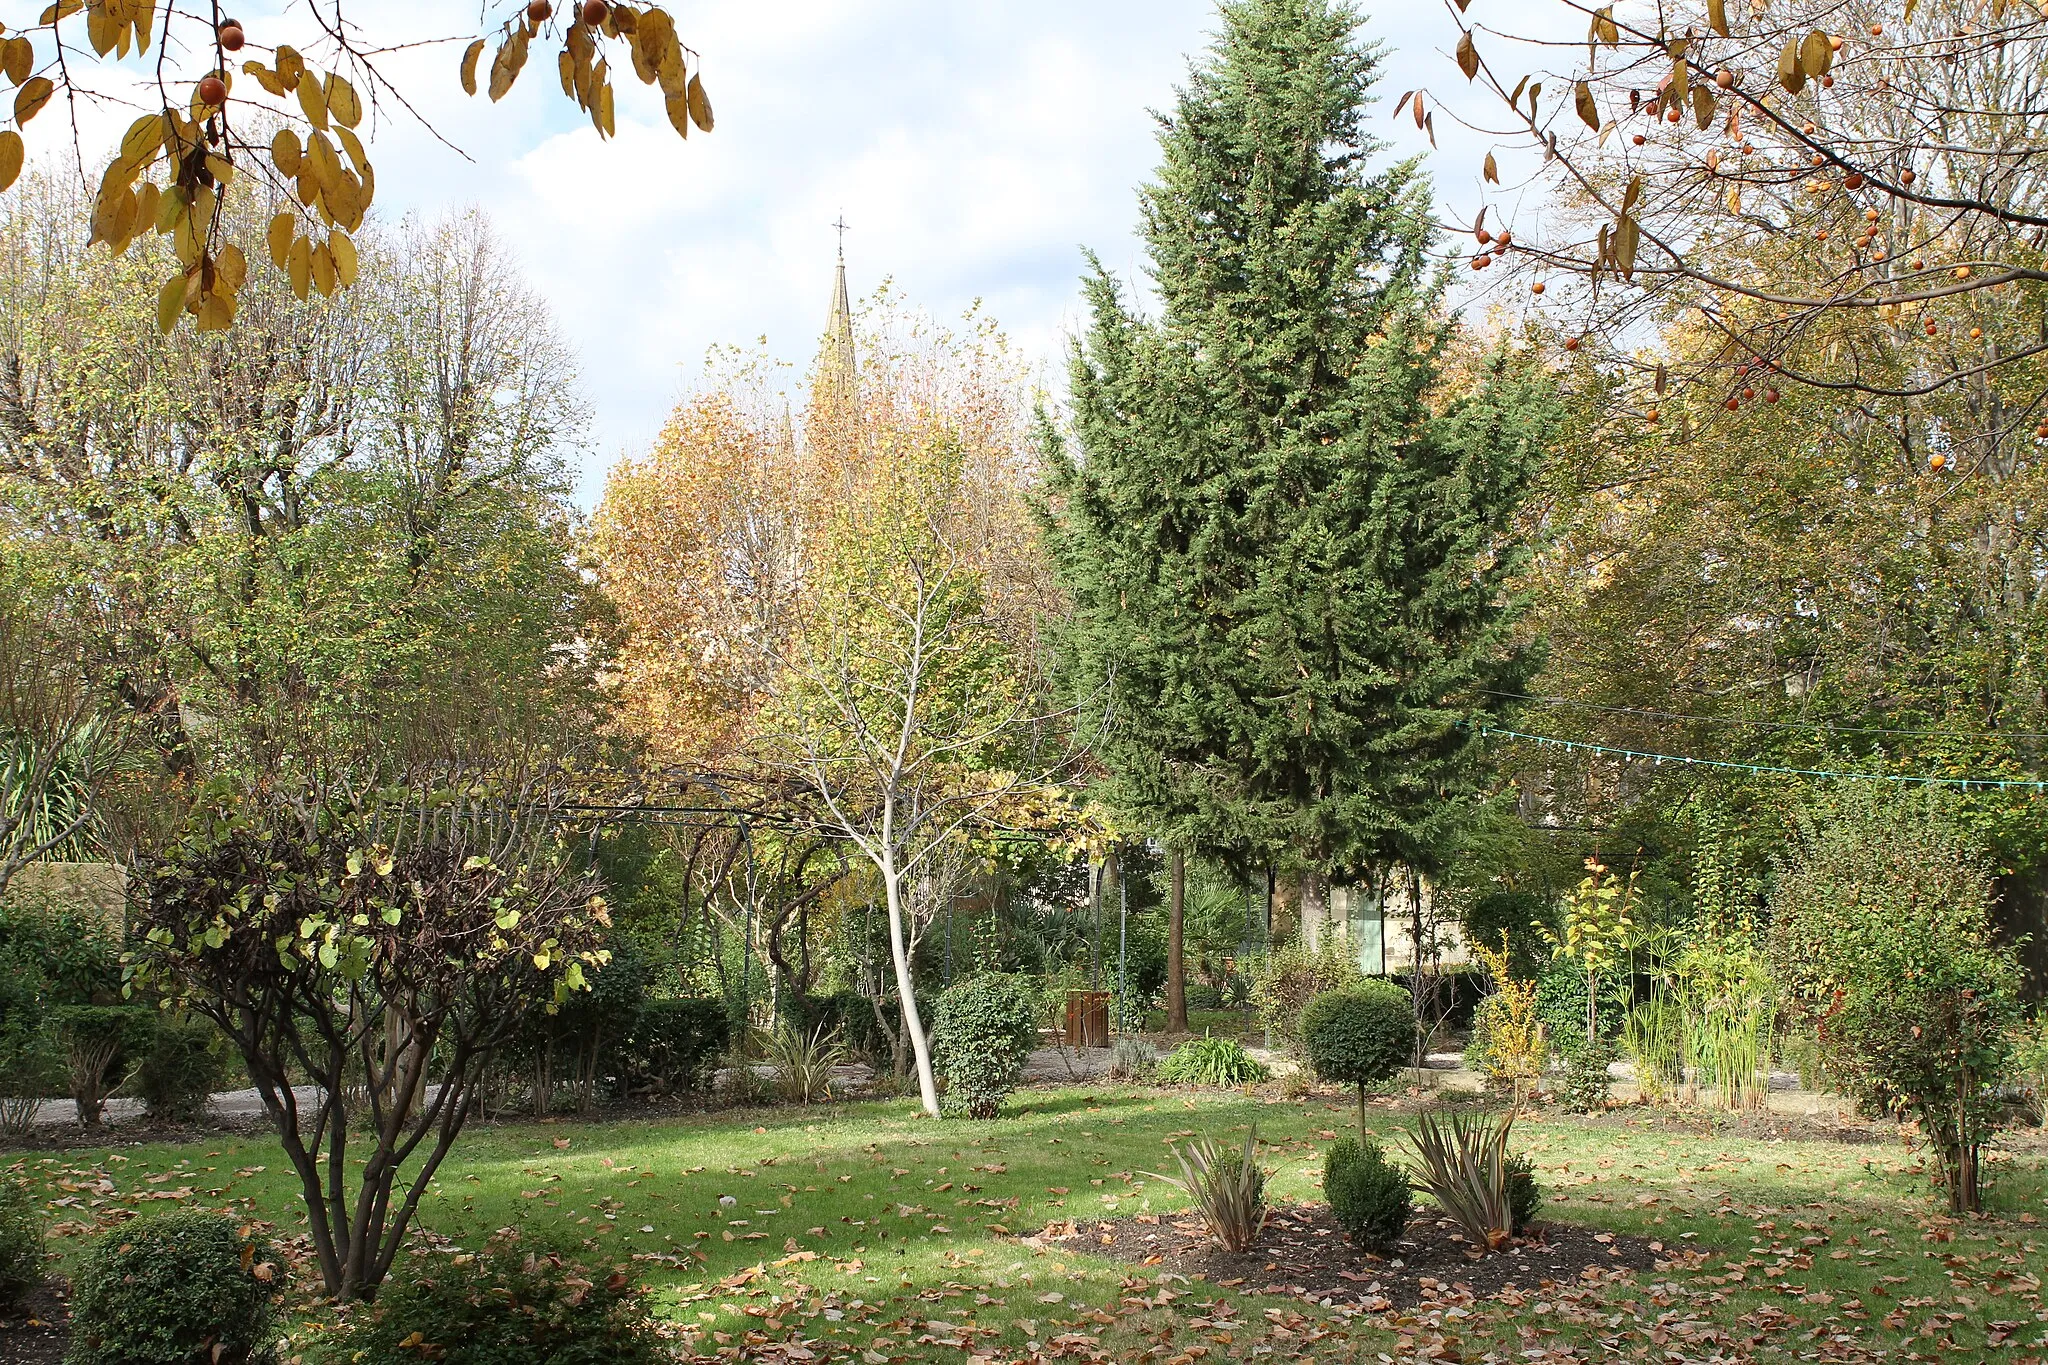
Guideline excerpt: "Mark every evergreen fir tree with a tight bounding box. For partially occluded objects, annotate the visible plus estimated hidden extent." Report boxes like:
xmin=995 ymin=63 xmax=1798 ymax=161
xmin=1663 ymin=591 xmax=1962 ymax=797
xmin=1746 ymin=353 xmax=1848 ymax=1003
xmin=1043 ymin=0 xmax=1554 ymax=905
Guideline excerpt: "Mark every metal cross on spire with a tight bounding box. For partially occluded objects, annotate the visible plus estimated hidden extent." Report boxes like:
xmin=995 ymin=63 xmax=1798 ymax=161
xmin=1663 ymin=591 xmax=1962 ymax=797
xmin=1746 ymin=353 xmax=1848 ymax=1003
xmin=832 ymin=213 xmax=850 ymax=260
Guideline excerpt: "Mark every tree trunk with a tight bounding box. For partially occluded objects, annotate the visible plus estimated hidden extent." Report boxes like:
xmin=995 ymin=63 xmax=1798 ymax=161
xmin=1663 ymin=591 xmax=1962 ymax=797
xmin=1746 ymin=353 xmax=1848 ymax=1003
xmin=1299 ymin=869 xmax=1328 ymax=949
xmin=1166 ymin=846 xmax=1189 ymax=1034
xmin=882 ymin=855 xmax=941 ymax=1117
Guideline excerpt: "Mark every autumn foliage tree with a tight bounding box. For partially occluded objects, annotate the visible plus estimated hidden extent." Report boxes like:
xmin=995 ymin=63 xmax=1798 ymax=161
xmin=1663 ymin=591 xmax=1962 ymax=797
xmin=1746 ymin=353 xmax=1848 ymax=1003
xmin=131 ymin=764 xmax=614 ymax=1301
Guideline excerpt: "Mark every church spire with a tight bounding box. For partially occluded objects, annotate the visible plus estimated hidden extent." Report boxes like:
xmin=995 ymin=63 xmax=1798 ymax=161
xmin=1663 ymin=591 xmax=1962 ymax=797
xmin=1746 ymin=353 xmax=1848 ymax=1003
xmin=818 ymin=215 xmax=858 ymax=414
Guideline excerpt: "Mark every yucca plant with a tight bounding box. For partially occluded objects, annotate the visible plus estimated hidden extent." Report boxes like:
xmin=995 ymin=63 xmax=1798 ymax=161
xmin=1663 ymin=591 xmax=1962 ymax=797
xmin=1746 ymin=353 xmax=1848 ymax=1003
xmin=1402 ymin=1108 xmax=1516 ymax=1251
xmin=1146 ymin=1125 xmax=1268 ymax=1252
xmin=763 ymin=1023 xmax=845 ymax=1106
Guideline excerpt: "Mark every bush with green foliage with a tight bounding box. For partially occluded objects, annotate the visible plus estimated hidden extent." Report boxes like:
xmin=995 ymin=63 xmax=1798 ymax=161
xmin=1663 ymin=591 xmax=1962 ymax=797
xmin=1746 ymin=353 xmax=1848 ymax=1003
xmin=1323 ymin=1136 xmax=1410 ymax=1251
xmin=2017 ymin=1014 xmax=2048 ymax=1128
xmin=801 ymin=991 xmax=899 ymax=1067
xmin=1555 ymin=1037 xmax=1615 ymax=1113
xmin=1506 ymin=1152 xmax=1541 ymax=1233
xmin=1768 ymin=792 xmax=2024 ymax=1213
xmin=52 ymin=1004 xmax=153 ymax=1129
xmin=1459 ymin=890 xmax=1557 ymax=983
xmin=622 ymin=997 xmax=730 ymax=1094
xmin=341 ymin=1236 xmax=660 ymax=1365
xmin=1300 ymin=982 xmax=1414 ymax=1133
xmin=931 ymin=973 xmax=1039 ymax=1118
xmin=65 ymin=1211 xmax=282 ymax=1365
xmin=1251 ymin=937 xmax=1362 ymax=1050
xmin=0 ymin=1181 xmax=44 ymax=1307
xmin=134 ymin=1014 xmax=230 ymax=1123
xmin=1156 ymin=1035 xmax=1268 ymax=1087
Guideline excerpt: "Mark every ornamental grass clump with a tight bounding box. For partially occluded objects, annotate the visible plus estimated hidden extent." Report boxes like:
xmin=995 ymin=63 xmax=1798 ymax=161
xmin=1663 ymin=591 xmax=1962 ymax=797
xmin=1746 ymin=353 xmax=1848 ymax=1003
xmin=1149 ymin=1126 xmax=1268 ymax=1252
xmin=1155 ymin=1035 xmax=1267 ymax=1087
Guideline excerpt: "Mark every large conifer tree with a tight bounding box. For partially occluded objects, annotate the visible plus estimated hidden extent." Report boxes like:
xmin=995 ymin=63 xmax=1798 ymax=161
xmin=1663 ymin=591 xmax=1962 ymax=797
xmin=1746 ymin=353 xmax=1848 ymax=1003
xmin=1044 ymin=0 xmax=1554 ymax=940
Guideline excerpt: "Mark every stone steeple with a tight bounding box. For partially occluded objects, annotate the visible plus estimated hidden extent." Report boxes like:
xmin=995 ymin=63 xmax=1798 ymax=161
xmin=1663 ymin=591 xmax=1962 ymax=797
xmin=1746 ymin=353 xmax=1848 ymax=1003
xmin=817 ymin=218 xmax=858 ymax=416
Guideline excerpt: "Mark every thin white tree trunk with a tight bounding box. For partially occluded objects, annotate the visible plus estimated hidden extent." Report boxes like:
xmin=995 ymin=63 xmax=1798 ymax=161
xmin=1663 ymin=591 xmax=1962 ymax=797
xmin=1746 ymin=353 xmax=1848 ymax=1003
xmin=882 ymin=855 xmax=941 ymax=1117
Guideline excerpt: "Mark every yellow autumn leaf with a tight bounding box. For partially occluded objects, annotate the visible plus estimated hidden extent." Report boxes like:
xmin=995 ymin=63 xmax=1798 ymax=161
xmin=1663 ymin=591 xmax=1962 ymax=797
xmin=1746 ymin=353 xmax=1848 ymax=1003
xmin=686 ymin=73 xmax=712 ymax=132
xmin=0 ymin=130 xmax=22 ymax=194
xmin=272 ymin=127 xmax=302 ymax=176
xmin=217 ymin=241 xmax=247 ymax=291
xmin=14 ymin=76 xmax=54 ymax=125
xmin=329 ymin=230 xmax=358 ymax=287
xmin=324 ymin=72 xmax=362 ymax=127
xmin=297 ymin=73 xmax=328 ymax=130
xmin=460 ymin=38 xmax=485 ymax=96
xmin=287 ymin=234 xmax=311 ymax=299
xmin=267 ymin=211 xmax=295 ymax=269
xmin=156 ymin=271 xmax=187 ymax=333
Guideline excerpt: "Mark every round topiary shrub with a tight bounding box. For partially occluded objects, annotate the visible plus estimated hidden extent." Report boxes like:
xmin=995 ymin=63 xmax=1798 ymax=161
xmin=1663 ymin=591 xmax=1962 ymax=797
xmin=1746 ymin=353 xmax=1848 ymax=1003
xmin=343 ymin=1236 xmax=661 ymax=1365
xmin=0 ymin=1181 xmax=45 ymax=1308
xmin=65 ymin=1211 xmax=282 ymax=1365
xmin=1300 ymin=981 xmax=1414 ymax=1131
xmin=1323 ymin=1136 xmax=1410 ymax=1252
xmin=931 ymin=973 xmax=1039 ymax=1118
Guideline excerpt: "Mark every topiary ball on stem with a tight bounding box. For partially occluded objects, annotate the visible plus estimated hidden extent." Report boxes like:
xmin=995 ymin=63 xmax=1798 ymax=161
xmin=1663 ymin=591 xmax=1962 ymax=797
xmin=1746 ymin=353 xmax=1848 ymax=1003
xmin=1300 ymin=981 xmax=1415 ymax=1136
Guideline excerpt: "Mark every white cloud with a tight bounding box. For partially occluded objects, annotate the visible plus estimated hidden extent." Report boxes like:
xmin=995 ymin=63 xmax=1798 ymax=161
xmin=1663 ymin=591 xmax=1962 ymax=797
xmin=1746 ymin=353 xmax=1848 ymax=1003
xmin=19 ymin=1 xmax=1577 ymax=504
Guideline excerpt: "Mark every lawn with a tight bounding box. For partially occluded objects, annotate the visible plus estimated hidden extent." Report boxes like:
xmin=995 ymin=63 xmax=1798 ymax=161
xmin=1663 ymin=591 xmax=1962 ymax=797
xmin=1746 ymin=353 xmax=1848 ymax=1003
xmin=6 ymin=1087 xmax=2046 ymax=1363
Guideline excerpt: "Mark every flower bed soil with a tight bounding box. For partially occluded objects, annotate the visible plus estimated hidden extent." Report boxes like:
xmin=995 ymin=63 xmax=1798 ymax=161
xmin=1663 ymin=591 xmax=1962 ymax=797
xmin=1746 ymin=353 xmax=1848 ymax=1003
xmin=0 ymin=1279 xmax=70 ymax=1365
xmin=1042 ymin=1204 xmax=1667 ymax=1309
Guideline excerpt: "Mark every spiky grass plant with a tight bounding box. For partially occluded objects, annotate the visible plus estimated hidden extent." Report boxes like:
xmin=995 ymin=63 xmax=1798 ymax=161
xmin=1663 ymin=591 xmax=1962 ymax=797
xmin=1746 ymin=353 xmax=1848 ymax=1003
xmin=1148 ymin=1125 xmax=1268 ymax=1252
xmin=1403 ymin=1107 xmax=1517 ymax=1251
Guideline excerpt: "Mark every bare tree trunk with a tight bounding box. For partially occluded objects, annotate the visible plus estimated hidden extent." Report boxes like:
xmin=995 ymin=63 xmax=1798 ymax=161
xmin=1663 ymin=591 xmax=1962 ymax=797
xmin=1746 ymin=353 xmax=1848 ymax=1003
xmin=882 ymin=852 xmax=941 ymax=1117
xmin=1299 ymin=869 xmax=1328 ymax=949
xmin=1166 ymin=846 xmax=1189 ymax=1034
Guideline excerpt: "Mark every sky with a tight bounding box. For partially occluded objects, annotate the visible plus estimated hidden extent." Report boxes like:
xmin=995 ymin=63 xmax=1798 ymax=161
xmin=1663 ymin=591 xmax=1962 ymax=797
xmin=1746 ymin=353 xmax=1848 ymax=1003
xmin=31 ymin=0 xmax=1558 ymax=504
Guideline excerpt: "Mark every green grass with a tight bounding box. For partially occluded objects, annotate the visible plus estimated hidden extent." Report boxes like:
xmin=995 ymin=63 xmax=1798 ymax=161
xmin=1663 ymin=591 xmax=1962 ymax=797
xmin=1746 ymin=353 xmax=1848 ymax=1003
xmin=6 ymin=1090 xmax=2045 ymax=1363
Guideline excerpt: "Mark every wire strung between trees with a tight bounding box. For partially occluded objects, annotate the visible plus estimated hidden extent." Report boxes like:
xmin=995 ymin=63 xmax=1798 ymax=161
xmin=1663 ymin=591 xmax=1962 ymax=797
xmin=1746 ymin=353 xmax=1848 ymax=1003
xmin=1481 ymin=690 xmax=2048 ymax=742
xmin=1478 ymin=725 xmax=2048 ymax=792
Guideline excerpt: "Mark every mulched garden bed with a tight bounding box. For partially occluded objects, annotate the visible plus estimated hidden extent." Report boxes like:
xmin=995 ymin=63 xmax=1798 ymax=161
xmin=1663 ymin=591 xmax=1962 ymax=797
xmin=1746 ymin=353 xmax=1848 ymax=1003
xmin=0 ymin=1279 xmax=70 ymax=1365
xmin=1045 ymin=1204 xmax=1667 ymax=1309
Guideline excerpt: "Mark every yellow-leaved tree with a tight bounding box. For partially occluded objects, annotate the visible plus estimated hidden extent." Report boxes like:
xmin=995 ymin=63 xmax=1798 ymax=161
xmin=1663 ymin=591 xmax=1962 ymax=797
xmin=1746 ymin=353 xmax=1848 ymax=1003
xmin=593 ymin=294 xmax=1077 ymax=1115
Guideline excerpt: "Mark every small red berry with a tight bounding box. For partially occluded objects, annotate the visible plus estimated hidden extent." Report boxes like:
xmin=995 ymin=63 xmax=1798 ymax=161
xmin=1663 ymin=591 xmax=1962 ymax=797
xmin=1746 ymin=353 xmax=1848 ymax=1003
xmin=218 ymin=21 xmax=244 ymax=51
xmin=581 ymin=0 xmax=608 ymax=19
xmin=527 ymin=0 xmax=552 ymax=21
xmin=197 ymin=74 xmax=227 ymax=106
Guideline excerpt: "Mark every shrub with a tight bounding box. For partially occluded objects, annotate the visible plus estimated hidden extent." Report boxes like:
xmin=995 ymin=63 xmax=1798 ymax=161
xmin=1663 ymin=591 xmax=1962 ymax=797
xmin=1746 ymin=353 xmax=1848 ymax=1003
xmin=0 ymin=1026 xmax=63 ymax=1137
xmin=1556 ymin=1037 xmax=1615 ymax=1113
xmin=65 ymin=1211 xmax=283 ymax=1365
xmin=1469 ymin=936 xmax=1546 ymax=1101
xmin=1300 ymin=982 xmax=1414 ymax=1134
xmin=800 ymin=991 xmax=898 ymax=1068
xmin=1185 ymin=983 xmax=1224 ymax=1011
xmin=1149 ymin=1127 xmax=1267 ymax=1252
xmin=1402 ymin=1108 xmax=1517 ymax=1253
xmin=1108 ymin=1036 xmax=1158 ymax=1081
xmin=1252 ymin=937 xmax=1362 ymax=1050
xmin=1767 ymin=791 xmax=2024 ymax=1213
xmin=1156 ymin=1036 xmax=1268 ymax=1087
xmin=931 ymin=973 xmax=1039 ymax=1118
xmin=341 ymin=1236 xmax=661 ymax=1365
xmin=624 ymin=997 xmax=730 ymax=1094
xmin=52 ymin=1004 xmax=153 ymax=1129
xmin=134 ymin=1014 xmax=230 ymax=1124
xmin=2017 ymin=1015 xmax=2048 ymax=1129
xmin=1323 ymin=1136 xmax=1409 ymax=1252
xmin=0 ymin=1182 xmax=44 ymax=1308
xmin=1506 ymin=1152 xmax=1541 ymax=1233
